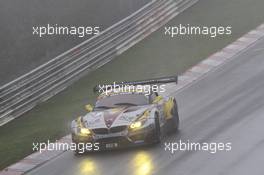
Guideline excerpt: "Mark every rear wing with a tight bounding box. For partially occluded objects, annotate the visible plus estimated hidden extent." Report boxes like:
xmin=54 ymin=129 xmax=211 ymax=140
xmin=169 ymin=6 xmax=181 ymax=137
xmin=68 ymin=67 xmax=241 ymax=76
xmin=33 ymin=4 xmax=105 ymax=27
xmin=93 ymin=75 xmax=178 ymax=93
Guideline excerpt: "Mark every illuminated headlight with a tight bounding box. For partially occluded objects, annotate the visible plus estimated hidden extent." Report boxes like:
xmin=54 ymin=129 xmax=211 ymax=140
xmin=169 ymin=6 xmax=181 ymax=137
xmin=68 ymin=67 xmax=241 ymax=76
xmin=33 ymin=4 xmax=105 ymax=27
xmin=130 ymin=110 xmax=150 ymax=129
xmin=80 ymin=128 xmax=91 ymax=135
xmin=130 ymin=121 xmax=143 ymax=129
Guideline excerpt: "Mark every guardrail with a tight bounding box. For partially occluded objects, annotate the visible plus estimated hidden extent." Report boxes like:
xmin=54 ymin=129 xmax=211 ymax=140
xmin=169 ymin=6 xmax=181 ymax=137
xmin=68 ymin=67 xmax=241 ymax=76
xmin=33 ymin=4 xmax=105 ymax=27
xmin=0 ymin=0 xmax=198 ymax=126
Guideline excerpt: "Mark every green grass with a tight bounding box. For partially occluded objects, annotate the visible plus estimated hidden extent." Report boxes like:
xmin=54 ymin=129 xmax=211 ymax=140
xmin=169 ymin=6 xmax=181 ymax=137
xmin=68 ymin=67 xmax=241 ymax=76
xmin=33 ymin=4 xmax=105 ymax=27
xmin=1 ymin=0 xmax=264 ymax=170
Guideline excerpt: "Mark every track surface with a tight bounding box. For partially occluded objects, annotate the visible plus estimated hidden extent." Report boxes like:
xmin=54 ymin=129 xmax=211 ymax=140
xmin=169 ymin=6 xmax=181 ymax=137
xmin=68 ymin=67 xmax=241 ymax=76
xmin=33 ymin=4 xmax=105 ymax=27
xmin=27 ymin=37 xmax=264 ymax=175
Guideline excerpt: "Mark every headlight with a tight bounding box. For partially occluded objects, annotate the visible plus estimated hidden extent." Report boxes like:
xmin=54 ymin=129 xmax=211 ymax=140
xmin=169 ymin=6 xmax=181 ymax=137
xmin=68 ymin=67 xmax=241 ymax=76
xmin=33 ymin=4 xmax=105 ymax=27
xmin=80 ymin=128 xmax=91 ymax=135
xmin=129 ymin=110 xmax=150 ymax=129
xmin=130 ymin=121 xmax=142 ymax=129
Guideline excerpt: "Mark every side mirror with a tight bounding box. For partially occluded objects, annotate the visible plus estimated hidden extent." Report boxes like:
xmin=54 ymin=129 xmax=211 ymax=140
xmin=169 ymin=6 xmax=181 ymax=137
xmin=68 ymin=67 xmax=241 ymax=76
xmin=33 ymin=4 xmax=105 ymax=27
xmin=85 ymin=104 xmax=93 ymax=112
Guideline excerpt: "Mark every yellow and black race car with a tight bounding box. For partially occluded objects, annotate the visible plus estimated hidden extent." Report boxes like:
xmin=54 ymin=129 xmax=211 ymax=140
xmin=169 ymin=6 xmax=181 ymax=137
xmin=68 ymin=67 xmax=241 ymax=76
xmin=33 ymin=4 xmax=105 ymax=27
xmin=71 ymin=76 xmax=179 ymax=153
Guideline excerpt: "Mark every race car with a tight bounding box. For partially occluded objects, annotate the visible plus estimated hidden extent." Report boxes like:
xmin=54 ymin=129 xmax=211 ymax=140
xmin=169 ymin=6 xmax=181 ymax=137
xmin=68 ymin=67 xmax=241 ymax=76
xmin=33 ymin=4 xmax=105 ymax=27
xmin=71 ymin=76 xmax=179 ymax=153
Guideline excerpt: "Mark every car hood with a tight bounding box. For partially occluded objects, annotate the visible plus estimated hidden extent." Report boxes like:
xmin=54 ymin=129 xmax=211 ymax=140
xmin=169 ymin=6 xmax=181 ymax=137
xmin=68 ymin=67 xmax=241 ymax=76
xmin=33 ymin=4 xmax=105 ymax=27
xmin=82 ymin=105 xmax=153 ymax=129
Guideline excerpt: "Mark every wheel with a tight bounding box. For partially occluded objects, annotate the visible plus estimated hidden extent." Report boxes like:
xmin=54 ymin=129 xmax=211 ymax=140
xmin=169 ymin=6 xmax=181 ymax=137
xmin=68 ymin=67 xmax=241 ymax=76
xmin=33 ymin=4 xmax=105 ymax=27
xmin=74 ymin=143 xmax=87 ymax=155
xmin=168 ymin=100 xmax=179 ymax=133
xmin=74 ymin=149 xmax=82 ymax=155
xmin=153 ymin=113 xmax=162 ymax=143
xmin=72 ymin=141 xmax=83 ymax=155
xmin=72 ymin=137 xmax=84 ymax=155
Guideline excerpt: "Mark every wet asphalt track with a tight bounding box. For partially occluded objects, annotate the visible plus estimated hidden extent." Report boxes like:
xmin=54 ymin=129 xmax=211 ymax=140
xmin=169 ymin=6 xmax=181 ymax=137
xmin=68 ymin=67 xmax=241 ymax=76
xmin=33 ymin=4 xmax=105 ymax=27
xmin=26 ymin=37 xmax=264 ymax=175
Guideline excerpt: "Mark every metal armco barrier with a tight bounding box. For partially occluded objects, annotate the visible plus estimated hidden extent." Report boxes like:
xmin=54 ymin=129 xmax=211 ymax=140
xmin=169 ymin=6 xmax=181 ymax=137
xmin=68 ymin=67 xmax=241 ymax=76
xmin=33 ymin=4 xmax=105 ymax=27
xmin=0 ymin=0 xmax=199 ymax=126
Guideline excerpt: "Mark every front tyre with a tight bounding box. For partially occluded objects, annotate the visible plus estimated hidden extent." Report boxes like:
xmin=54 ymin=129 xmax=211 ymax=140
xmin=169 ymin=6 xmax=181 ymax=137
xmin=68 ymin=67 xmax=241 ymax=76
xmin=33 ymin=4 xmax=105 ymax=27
xmin=168 ymin=101 xmax=179 ymax=133
xmin=153 ymin=113 xmax=162 ymax=143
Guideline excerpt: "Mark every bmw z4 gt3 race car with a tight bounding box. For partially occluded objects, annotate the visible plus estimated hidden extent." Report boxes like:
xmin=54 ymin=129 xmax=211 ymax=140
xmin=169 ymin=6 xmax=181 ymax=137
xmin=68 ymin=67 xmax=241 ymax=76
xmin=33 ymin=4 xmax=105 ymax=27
xmin=71 ymin=76 xmax=179 ymax=153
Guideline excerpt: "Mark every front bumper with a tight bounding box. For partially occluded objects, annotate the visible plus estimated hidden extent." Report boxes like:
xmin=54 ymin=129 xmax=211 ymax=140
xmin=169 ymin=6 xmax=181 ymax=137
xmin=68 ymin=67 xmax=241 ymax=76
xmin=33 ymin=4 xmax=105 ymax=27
xmin=72 ymin=125 xmax=155 ymax=151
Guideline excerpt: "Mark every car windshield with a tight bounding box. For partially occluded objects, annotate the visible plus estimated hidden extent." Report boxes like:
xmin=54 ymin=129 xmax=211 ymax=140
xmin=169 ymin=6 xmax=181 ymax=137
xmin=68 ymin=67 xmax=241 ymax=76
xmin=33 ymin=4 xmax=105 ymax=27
xmin=95 ymin=93 xmax=149 ymax=109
